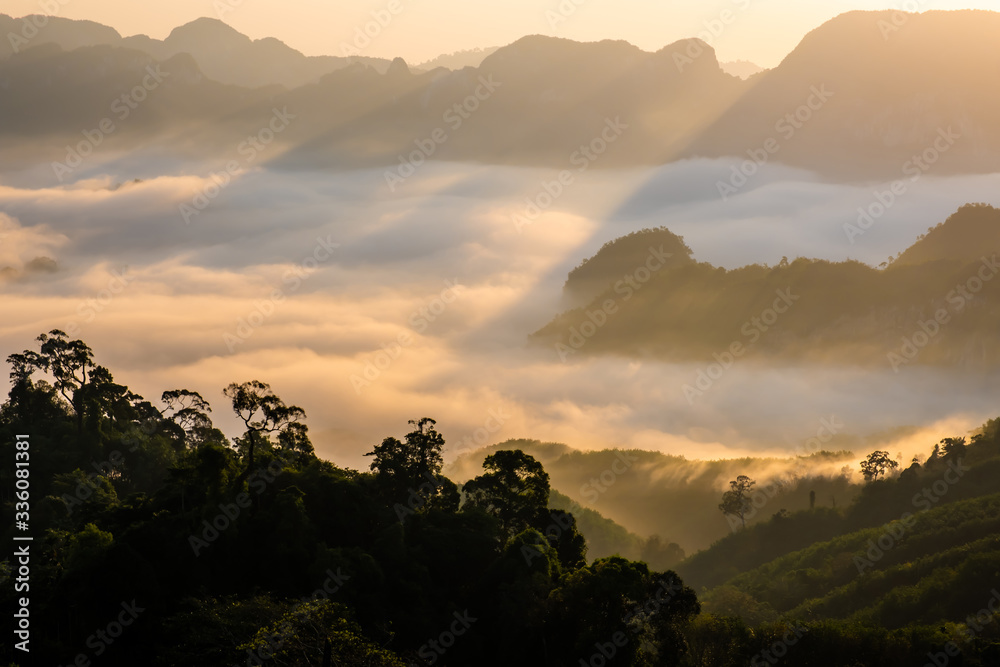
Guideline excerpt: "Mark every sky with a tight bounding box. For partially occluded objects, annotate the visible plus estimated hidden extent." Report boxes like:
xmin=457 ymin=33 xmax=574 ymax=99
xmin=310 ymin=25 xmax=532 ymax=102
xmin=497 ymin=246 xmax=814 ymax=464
xmin=2 ymin=0 xmax=997 ymax=66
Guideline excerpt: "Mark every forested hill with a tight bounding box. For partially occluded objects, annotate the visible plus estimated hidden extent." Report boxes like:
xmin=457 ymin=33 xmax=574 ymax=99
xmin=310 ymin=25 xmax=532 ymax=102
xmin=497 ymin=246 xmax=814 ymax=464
xmin=535 ymin=203 xmax=1000 ymax=368
xmin=676 ymin=419 xmax=1000 ymax=639
xmin=3 ymin=330 xmax=1000 ymax=665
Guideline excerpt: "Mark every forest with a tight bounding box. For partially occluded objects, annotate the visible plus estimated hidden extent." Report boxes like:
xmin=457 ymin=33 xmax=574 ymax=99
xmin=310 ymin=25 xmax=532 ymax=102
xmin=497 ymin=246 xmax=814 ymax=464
xmin=535 ymin=203 xmax=1000 ymax=369
xmin=2 ymin=330 xmax=1000 ymax=666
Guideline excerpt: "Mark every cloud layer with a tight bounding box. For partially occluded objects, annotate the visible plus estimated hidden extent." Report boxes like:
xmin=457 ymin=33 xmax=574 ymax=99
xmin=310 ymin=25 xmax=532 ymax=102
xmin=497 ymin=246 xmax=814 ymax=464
xmin=3 ymin=157 xmax=999 ymax=469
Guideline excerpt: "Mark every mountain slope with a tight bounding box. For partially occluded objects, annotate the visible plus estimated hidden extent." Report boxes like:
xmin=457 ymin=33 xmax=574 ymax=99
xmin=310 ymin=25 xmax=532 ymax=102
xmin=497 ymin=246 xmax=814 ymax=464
xmin=534 ymin=204 xmax=1000 ymax=368
xmin=687 ymin=10 xmax=1000 ymax=177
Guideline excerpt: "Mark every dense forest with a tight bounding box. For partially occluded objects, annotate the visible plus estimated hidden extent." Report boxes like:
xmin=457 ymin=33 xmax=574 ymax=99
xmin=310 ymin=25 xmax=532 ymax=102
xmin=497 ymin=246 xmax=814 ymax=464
xmin=2 ymin=330 xmax=1000 ymax=665
xmin=535 ymin=203 xmax=1000 ymax=368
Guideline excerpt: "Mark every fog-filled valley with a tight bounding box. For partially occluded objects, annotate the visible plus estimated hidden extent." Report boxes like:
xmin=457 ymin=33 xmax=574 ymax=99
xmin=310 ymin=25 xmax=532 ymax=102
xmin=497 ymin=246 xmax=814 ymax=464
xmin=4 ymin=5 xmax=1000 ymax=666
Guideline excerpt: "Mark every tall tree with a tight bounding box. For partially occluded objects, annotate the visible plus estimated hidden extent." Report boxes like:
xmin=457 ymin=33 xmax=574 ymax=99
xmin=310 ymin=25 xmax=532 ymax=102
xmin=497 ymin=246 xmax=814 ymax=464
xmin=8 ymin=329 xmax=96 ymax=434
xmin=860 ymin=450 xmax=898 ymax=482
xmin=161 ymin=389 xmax=222 ymax=448
xmin=463 ymin=449 xmax=550 ymax=538
xmin=719 ymin=475 xmax=756 ymax=530
xmin=222 ymin=380 xmax=306 ymax=474
xmin=366 ymin=418 xmax=454 ymax=512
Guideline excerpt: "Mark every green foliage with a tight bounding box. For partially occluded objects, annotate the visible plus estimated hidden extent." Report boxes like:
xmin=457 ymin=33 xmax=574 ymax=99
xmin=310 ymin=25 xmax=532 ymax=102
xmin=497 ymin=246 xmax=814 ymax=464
xmin=7 ymin=329 xmax=1000 ymax=666
xmin=462 ymin=449 xmax=551 ymax=538
xmin=1 ymin=331 xmax=708 ymax=667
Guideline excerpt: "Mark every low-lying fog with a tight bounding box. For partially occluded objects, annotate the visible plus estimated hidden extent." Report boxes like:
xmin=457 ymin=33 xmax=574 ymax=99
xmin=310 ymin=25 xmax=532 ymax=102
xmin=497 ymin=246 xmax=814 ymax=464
xmin=3 ymin=155 xmax=1000 ymax=470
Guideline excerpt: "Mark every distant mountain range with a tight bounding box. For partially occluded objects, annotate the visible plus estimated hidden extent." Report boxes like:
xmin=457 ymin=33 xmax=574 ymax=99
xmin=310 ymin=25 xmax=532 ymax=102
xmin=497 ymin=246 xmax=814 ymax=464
xmin=3 ymin=10 xmax=1000 ymax=178
xmin=415 ymin=46 xmax=500 ymax=71
xmin=0 ymin=14 xmax=395 ymax=87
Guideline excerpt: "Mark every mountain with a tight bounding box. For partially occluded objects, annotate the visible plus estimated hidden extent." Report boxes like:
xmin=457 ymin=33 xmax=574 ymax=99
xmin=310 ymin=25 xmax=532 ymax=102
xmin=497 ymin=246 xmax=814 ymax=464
xmin=0 ymin=42 xmax=281 ymax=161
xmin=894 ymin=203 xmax=1000 ymax=267
xmin=687 ymin=10 xmax=1000 ymax=178
xmin=275 ymin=34 xmax=743 ymax=170
xmin=561 ymin=226 xmax=695 ymax=305
xmin=678 ymin=420 xmax=1000 ymax=629
xmin=447 ymin=439 xmax=863 ymax=553
xmin=4 ymin=11 xmax=1000 ymax=177
xmin=0 ymin=14 xmax=393 ymax=88
xmin=719 ymin=59 xmax=764 ymax=79
xmin=0 ymin=13 xmax=120 ymax=56
xmin=534 ymin=204 xmax=1000 ymax=368
xmin=416 ymin=46 xmax=499 ymax=71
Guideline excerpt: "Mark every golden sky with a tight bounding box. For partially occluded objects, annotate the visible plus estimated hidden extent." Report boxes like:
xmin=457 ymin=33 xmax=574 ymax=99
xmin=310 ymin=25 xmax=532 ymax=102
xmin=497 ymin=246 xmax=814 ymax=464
xmin=3 ymin=0 xmax=996 ymax=66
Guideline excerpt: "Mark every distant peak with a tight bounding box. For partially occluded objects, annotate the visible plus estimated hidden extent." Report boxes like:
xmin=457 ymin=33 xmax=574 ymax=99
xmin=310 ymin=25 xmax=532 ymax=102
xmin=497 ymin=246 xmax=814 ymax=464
xmin=166 ymin=17 xmax=250 ymax=46
xmin=386 ymin=56 xmax=410 ymax=76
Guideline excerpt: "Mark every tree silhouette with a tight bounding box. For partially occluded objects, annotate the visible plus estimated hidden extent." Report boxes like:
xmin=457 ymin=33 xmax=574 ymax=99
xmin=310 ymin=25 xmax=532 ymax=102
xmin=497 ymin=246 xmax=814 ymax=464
xmin=860 ymin=450 xmax=898 ymax=482
xmin=222 ymin=380 xmax=306 ymax=475
xmin=719 ymin=475 xmax=756 ymax=530
xmin=8 ymin=329 xmax=96 ymax=434
xmin=939 ymin=437 xmax=967 ymax=461
xmin=161 ymin=389 xmax=221 ymax=448
xmin=463 ymin=449 xmax=550 ymax=538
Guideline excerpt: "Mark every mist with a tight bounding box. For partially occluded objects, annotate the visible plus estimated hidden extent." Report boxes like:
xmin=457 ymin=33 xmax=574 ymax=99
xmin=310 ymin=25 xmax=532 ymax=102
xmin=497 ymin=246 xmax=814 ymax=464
xmin=2 ymin=157 xmax=997 ymax=472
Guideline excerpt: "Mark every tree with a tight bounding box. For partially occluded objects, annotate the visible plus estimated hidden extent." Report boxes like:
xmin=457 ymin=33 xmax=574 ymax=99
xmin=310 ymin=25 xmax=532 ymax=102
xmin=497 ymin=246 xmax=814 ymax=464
xmin=222 ymin=381 xmax=306 ymax=474
xmin=719 ymin=475 xmax=755 ymax=530
xmin=8 ymin=329 xmax=96 ymax=434
xmin=366 ymin=417 xmax=444 ymax=490
xmin=161 ymin=389 xmax=223 ymax=448
xmin=939 ymin=437 xmax=967 ymax=461
xmin=463 ymin=449 xmax=550 ymax=538
xmin=860 ymin=450 xmax=898 ymax=482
